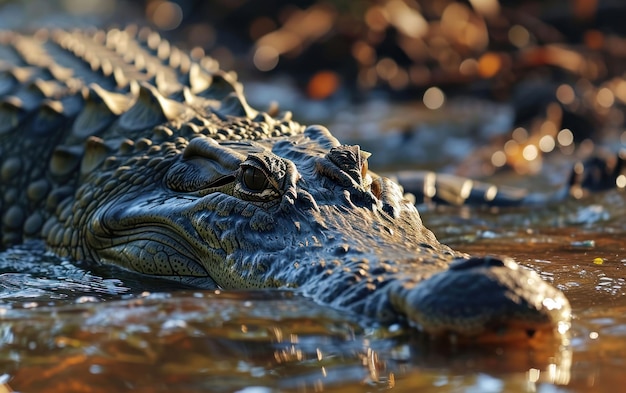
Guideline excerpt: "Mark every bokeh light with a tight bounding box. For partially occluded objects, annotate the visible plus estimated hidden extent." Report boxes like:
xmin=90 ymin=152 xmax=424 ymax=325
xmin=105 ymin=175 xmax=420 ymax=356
xmin=477 ymin=52 xmax=501 ymax=78
xmin=556 ymin=84 xmax=575 ymax=105
xmin=423 ymin=87 xmax=445 ymax=110
xmin=538 ymin=135 xmax=556 ymax=153
xmin=522 ymin=144 xmax=538 ymax=161
xmin=557 ymin=129 xmax=574 ymax=146
xmin=508 ymin=25 xmax=530 ymax=48
xmin=148 ymin=1 xmax=183 ymax=31
xmin=307 ymin=71 xmax=340 ymax=100
xmin=596 ymin=87 xmax=614 ymax=108
xmin=491 ymin=151 xmax=507 ymax=167
xmin=253 ymin=46 xmax=280 ymax=71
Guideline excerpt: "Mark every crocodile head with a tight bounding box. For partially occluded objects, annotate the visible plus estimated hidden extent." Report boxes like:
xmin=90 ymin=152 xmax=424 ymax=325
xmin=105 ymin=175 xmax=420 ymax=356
xmin=43 ymin=93 xmax=569 ymax=343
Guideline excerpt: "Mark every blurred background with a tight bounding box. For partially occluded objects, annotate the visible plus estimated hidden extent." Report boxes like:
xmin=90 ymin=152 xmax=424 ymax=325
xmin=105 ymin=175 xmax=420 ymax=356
xmin=1 ymin=0 xmax=626 ymax=180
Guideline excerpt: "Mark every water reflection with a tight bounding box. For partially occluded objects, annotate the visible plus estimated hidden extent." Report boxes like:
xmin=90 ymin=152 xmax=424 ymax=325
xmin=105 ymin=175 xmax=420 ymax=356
xmin=5 ymin=191 xmax=626 ymax=391
xmin=421 ymin=190 xmax=626 ymax=392
xmin=0 ymin=284 xmax=575 ymax=392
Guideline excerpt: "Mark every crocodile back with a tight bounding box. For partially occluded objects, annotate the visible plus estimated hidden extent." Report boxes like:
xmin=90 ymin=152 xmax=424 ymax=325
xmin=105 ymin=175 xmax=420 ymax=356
xmin=0 ymin=27 xmax=257 ymax=247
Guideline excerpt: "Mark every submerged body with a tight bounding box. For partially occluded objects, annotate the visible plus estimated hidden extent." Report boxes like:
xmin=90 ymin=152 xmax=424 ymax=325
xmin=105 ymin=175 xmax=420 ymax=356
xmin=0 ymin=28 xmax=569 ymax=340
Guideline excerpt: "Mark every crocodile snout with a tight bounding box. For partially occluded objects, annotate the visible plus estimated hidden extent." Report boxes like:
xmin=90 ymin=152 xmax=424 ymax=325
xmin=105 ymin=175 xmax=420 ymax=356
xmin=388 ymin=256 xmax=571 ymax=341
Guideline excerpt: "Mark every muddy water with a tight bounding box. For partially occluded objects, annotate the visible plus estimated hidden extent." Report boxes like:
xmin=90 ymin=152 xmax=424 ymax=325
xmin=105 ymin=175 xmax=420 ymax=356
xmin=0 ymin=188 xmax=624 ymax=392
xmin=1 ymin=88 xmax=624 ymax=391
xmin=423 ymin=191 xmax=626 ymax=393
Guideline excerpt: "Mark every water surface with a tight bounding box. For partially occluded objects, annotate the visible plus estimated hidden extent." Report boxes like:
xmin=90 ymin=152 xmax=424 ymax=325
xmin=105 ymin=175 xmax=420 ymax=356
xmin=1 ymin=82 xmax=624 ymax=393
xmin=0 ymin=186 xmax=624 ymax=392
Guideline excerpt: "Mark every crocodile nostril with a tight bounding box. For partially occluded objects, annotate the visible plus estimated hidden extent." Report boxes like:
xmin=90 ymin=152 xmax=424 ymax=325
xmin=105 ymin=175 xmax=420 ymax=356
xmin=327 ymin=145 xmax=367 ymax=186
xmin=449 ymin=256 xmax=506 ymax=271
xmin=334 ymin=243 xmax=350 ymax=255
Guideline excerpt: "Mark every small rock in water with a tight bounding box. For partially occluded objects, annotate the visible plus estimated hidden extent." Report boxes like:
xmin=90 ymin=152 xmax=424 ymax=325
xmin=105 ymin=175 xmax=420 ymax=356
xmin=571 ymin=240 xmax=595 ymax=248
xmin=479 ymin=230 xmax=498 ymax=239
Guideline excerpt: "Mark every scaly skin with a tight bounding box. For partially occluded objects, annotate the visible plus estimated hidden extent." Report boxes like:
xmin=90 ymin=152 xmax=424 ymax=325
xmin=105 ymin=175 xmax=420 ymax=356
xmin=0 ymin=27 xmax=570 ymax=340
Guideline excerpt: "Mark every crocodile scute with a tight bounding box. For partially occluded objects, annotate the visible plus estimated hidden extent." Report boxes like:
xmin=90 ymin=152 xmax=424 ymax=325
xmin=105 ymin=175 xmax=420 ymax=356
xmin=0 ymin=27 xmax=570 ymax=341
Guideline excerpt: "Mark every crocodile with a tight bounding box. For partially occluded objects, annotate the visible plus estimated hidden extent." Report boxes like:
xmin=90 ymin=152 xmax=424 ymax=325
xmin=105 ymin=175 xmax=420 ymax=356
xmin=0 ymin=27 xmax=570 ymax=342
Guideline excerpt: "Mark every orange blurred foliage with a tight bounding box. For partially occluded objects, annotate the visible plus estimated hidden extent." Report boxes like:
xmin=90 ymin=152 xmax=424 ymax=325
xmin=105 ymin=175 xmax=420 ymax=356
xmin=307 ymin=70 xmax=340 ymax=100
xmin=477 ymin=52 xmax=501 ymax=78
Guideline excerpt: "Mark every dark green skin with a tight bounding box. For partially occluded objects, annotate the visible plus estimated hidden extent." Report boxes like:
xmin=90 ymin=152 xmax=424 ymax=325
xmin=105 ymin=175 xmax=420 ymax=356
xmin=0 ymin=28 xmax=570 ymax=338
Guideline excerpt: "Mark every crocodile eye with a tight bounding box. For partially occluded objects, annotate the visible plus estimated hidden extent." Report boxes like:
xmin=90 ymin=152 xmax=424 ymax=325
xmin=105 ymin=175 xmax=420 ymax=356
xmin=242 ymin=166 xmax=269 ymax=191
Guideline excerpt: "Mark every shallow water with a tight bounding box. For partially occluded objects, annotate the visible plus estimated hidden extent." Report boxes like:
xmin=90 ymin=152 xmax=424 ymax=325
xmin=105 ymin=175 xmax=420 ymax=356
xmin=422 ymin=191 xmax=626 ymax=393
xmin=1 ymin=97 xmax=625 ymax=391
xmin=0 ymin=186 xmax=625 ymax=392
xmin=0 ymin=1 xmax=625 ymax=389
